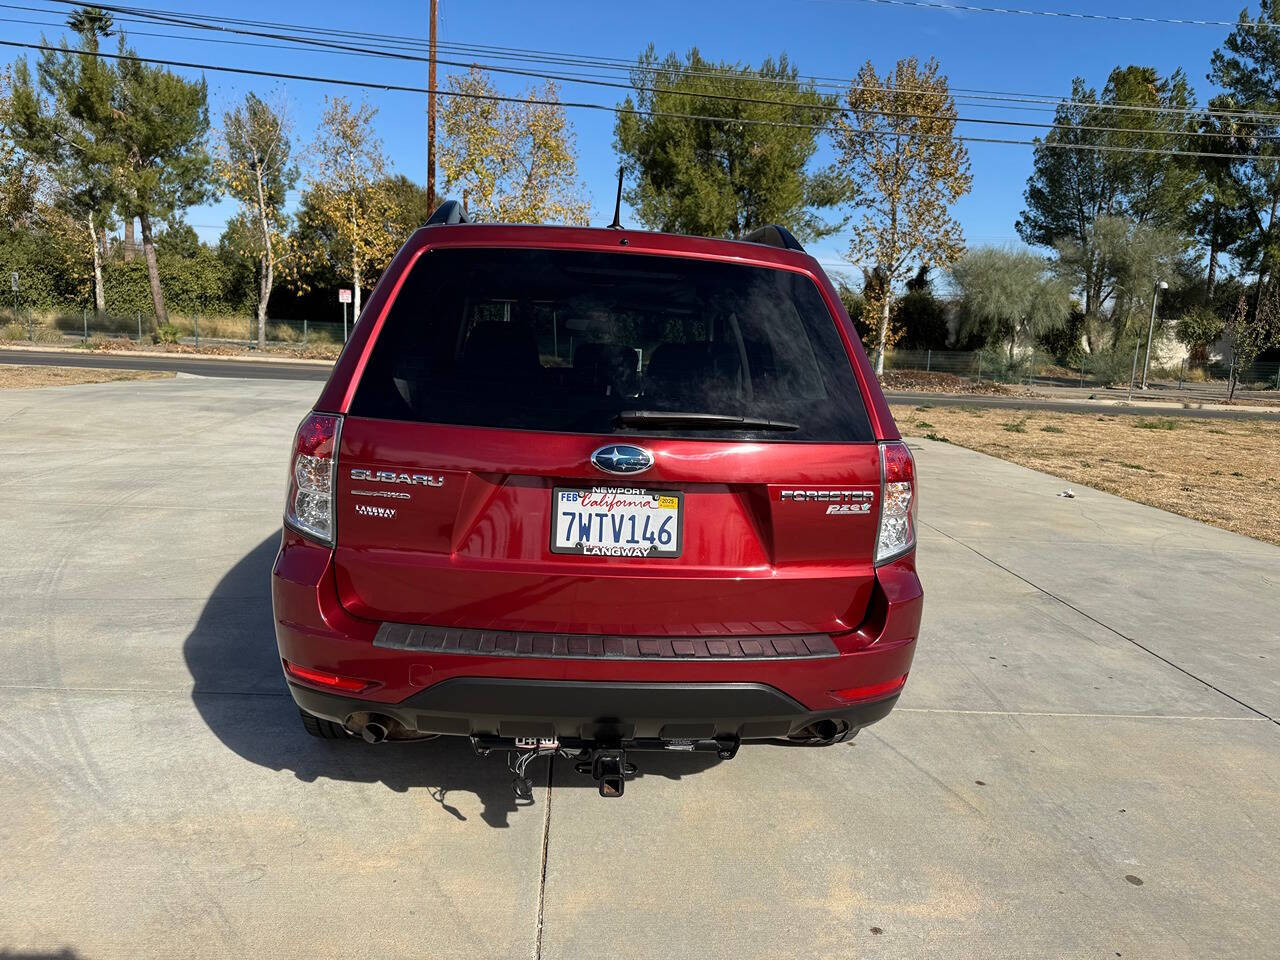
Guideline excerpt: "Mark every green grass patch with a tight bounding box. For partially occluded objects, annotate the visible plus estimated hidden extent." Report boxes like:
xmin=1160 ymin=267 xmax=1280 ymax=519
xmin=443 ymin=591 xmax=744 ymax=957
xmin=915 ymin=420 xmax=935 ymax=429
xmin=923 ymin=432 xmax=951 ymax=443
xmin=1133 ymin=418 xmax=1181 ymax=430
xmin=1003 ymin=418 xmax=1029 ymax=433
xmin=1040 ymin=425 xmax=1066 ymax=434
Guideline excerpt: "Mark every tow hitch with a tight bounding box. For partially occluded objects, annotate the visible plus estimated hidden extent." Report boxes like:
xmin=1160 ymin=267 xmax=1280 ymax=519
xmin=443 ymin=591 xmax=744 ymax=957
xmin=470 ymin=735 xmax=740 ymax=799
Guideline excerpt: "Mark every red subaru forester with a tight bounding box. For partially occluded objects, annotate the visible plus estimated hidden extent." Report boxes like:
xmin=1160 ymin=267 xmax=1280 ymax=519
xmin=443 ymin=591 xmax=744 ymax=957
xmin=272 ymin=202 xmax=921 ymax=796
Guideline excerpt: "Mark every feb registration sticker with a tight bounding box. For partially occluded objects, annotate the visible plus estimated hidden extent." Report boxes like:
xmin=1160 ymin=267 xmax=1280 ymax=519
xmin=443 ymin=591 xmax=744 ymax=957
xmin=551 ymin=487 xmax=684 ymax=558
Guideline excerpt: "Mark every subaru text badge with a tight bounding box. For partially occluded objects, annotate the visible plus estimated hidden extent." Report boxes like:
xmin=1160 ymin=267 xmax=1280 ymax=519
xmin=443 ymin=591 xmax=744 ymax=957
xmin=591 ymin=444 xmax=654 ymax=476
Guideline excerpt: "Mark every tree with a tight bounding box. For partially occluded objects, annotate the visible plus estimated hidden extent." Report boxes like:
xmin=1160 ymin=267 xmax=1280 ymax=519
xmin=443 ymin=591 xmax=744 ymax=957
xmin=1223 ymin=287 xmax=1280 ymax=400
xmin=1208 ymin=2 xmax=1280 ymax=330
xmin=304 ymin=97 xmax=401 ymax=318
xmin=895 ymin=266 xmax=950 ymax=350
xmin=112 ymin=40 xmax=213 ymax=324
xmin=218 ymin=91 xmax=298 ymax=347
xmin=7 ymin=8 xmax=120 ymax=316
xmin=1053 ymin=216 xmax=1191 ymax=348
xmin=0 ymin=67 xmax=40 ymax=230
xmin=440 ymin=68 xmax=588 ymax=224
xmin=380 ymin=173 xmax=434 ymax=234
xmin=615 ymin=46 xmax=840 ymax=239
xmin=951 ymin=248 xmax=1071 ymax=360
xmin=1016 ymin=68 xmax=1202 ymax=350
xmin=832 ymin=57 xmax=972 ymax=373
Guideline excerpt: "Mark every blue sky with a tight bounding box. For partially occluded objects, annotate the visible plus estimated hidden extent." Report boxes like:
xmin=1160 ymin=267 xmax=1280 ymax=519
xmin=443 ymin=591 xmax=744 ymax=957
xmin=6 ymin=0 xmax=1241 ymax=281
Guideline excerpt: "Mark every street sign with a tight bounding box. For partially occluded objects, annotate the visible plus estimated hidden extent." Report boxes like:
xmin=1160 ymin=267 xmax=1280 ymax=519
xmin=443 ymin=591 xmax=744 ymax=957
xmin=338 ymin=288 xmax=352 ymax=304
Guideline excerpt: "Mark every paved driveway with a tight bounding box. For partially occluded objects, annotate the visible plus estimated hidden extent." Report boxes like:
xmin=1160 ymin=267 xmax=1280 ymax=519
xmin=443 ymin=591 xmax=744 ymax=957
xmin=1 ymin=376 xmax=1277 ymax=959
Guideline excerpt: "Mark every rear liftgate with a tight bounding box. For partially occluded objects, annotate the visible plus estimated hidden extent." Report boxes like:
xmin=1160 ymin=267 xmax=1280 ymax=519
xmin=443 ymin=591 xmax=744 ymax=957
xmin=470 ymin=734 xmax=741 ymax=799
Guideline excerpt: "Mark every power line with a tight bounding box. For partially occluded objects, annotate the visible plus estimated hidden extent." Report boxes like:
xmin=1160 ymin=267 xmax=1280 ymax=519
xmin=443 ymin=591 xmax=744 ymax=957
xmin=2 ymin=37 xmax=1275 ymax=163
xmin=820 ymin=0 xmax=1278 ymax=31
xmin=27 ymin=0 xmax=1280 ymax=126
xmin=11 ymin=2 xmax=1278 ymax=142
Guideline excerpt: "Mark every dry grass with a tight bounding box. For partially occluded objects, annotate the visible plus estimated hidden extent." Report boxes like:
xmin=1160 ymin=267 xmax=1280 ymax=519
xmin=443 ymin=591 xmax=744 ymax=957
xmin=0 ymin=365 xmax=173 ymax=390
xmin=893 ymin=404 xmax=1280 ymax=546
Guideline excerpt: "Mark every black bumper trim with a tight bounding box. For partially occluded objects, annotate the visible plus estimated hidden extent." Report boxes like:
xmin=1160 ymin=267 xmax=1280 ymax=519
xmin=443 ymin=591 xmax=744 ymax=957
xmin=288 ymin=677 xmax=899 ymax=741
xmin=373 ymin=622 xmax=838 ymax=661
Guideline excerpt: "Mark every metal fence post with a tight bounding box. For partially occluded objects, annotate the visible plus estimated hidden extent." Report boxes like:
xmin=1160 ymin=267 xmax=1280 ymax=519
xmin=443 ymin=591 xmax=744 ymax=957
xmin=303 ymin=317 xmax=308 ymax=347
xmin=1179 ymin=359 xmax=1186 ymax=391
xmin=82 ymin=307 xmax=88 ymax=344
xmin=136 ymin=311 xmax=142 ymax=342
xmin=926 ymin=349 xmax=932 ymax=372
xmin=194 ymin=314 xmax=199 ymax=349
xmin=1079 ymin=358 xmax=1084 ymax=386
xmin=1274 ymin=363 xmax=1279 ymax=390
xmin=976 ymin=353 xmax=982 ymax=383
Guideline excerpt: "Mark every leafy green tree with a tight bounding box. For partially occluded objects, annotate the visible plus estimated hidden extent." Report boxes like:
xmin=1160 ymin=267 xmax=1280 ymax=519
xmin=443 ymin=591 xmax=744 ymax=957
xmin=0 ymin=67 xmax=40 ymax=230
xmin=615 ymin=46 xmax=838 ymax=239
xmin=831 ymin=57 xmax=972 ymax=372
xmin=951 ymin=248 xmax=1071 ymax=360
xmin=381 ymin=174 xmax=434 ymax=234
xmin=111 ymin=40 xmax=213 ymax=324
xmin=1016 ymin=67 xmax=1201 ymax=347
xmin=218 ymin=91 xmax=297 ymax=346
xmin=1208 ymin=1 xmax=1280 ymax=326
xmin=8 ymin=8 xmax=120 ymax=316
xmin=1053 ymin=217 xmax=1191 ymax=348
xmin=894 ymin=267 xmax=950 ymax=350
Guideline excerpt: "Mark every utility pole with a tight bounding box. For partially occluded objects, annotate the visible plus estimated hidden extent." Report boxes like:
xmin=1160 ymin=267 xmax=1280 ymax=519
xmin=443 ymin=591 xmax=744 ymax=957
xmin=427 ymin=0 xmax=438 ymax=206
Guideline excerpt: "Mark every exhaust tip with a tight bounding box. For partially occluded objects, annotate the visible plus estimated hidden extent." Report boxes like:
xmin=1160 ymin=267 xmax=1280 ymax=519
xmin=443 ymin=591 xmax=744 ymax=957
xmin=360 ymin=721 xmax=389 ymax=744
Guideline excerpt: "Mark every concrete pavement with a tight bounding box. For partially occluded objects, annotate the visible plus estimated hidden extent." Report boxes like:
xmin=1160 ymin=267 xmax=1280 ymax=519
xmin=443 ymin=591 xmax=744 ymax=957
xmin=0 ymin=374 xmax=1277 ymax=959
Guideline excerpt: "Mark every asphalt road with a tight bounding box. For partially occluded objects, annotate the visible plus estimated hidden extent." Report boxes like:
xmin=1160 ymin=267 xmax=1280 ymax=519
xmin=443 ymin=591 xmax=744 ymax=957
xmin=0 ymin=346 xmax=331 ymax=381
xmin=2 ymin=376 xmax=1279 ymax=959
xmin=6 ymin=347 xmax=1277 ymax=419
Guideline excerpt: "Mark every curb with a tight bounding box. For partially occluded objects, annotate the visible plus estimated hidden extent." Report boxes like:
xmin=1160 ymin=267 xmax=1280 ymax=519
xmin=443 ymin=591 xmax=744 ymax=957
xmin=0 ymin=342 xmax=335 ymax=368
xmin=884 ymin=391 xmax=1280 ymax=415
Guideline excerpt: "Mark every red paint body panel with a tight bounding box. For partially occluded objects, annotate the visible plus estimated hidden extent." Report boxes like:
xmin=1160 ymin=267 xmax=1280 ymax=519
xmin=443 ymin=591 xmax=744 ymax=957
xmin=277 ymin=221 xmax=922 ymax=734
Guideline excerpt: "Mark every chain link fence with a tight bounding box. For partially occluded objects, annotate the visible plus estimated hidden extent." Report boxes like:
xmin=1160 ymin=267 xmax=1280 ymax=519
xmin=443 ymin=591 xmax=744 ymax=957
xmin=883 ymin=347 xmax=1280 ymax=392
xmin=1 ymin=305 xmax=349 ymax=355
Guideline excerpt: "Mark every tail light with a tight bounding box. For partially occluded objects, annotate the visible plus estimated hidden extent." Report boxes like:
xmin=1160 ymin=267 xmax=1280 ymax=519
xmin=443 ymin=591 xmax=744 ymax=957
xmin=285 ymin=412 xmax=342 ymax=545
xmin=875 ymin=441 xmax=916 ymax=565
xmin=283 ymin=659 xmax=371 ymax=693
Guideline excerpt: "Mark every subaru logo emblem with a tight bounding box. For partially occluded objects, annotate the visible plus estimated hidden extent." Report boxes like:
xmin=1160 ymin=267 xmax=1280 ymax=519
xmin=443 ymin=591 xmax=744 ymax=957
xmin=591 ymin=444 xmax=654 ymax=476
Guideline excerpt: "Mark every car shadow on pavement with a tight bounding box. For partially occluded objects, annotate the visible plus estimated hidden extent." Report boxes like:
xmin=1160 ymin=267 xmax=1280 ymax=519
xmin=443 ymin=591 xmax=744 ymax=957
xmin=183 ymin=533 xmax=720 ymax=828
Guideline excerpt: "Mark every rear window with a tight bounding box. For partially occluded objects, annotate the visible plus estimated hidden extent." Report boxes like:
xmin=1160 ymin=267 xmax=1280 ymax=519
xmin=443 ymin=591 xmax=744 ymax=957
xmin=350 ymin=247 xmax=873 ymax=442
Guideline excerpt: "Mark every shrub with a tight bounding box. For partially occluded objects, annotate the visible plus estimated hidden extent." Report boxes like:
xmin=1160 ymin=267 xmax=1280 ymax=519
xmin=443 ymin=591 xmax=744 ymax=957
xmin=152 ymin=323 xmax=181 ymax=345
xmin=1 ymin=321 xmax=62 ymax=343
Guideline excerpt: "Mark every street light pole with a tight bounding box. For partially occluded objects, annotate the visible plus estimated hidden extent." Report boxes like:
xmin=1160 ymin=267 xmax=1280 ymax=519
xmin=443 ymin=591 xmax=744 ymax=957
xmin=1141 ymin=279 xmax=1169 ymax=390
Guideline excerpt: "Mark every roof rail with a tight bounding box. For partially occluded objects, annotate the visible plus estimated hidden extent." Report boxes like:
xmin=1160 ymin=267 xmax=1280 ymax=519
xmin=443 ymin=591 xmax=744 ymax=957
xmin=425 ymin=200 xmax=472 ymax=226
xmin=742 ymin=224 xmax=805 ymax=252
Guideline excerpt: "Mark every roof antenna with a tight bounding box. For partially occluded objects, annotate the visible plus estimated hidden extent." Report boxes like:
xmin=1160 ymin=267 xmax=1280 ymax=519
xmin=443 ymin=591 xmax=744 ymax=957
xmin=607 ymin=166 xmax=624 ymax=229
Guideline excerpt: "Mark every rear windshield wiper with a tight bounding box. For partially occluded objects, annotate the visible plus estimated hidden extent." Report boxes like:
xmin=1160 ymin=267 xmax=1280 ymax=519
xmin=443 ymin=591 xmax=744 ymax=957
xmin=614 ymin=410 xmax=800 ymax=431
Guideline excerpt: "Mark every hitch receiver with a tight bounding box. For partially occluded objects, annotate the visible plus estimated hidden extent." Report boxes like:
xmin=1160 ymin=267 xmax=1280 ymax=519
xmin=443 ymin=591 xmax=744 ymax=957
xmin=576 ymin=749 xmax=638 ymax=798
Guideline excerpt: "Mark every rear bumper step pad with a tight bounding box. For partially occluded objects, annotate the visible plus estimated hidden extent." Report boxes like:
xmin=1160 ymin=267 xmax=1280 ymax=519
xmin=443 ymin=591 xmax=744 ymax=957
xmin=373 ymin=622 xmax=838 ymax=660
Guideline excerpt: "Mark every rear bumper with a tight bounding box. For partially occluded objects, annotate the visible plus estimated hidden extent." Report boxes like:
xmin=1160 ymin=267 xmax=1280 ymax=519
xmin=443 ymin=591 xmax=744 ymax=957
xmin=272 ymin=530 xmax=922 ymax=739
xmin=289 ymin=676 xmax=901 ymax=741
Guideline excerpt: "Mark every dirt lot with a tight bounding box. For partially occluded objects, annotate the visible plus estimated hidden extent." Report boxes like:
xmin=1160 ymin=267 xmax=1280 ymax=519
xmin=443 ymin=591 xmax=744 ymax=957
xmin=893 ymin=403 xmax=1280 ymax=546
xmin=0 ymin=364 xmax=173 ymax=390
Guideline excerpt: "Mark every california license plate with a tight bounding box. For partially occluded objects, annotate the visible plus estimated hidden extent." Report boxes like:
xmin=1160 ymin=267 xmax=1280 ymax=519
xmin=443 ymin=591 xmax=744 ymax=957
xmin=551 ymin=487 xmax=683 ymax=558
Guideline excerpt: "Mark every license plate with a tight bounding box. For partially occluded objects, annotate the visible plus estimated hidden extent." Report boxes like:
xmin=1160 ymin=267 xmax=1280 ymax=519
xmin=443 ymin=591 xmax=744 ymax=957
xmin=551 ymin=487 xmax=683 ymax=558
